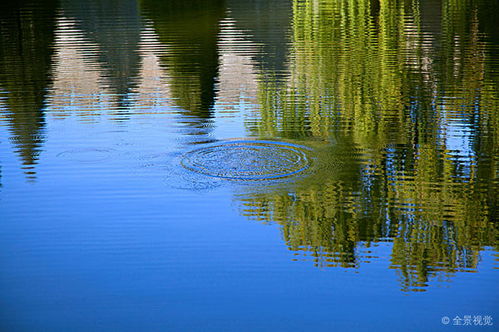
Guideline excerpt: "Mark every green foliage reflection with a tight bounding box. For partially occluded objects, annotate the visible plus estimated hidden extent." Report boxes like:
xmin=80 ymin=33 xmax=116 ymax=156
xmin=239 ymin=0 xmax=498 ymax=291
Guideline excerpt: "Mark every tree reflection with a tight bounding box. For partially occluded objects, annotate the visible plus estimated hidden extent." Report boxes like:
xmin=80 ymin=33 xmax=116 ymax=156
xmin=238 ymin=0 xmax=498 ymax=291
xmin=0 ymin=0 xmax=58 ymax=179
xmin=227 ymin=0 xmax=292 ymax=78
xmin=141 ymin=0 xmax=225 ymax=122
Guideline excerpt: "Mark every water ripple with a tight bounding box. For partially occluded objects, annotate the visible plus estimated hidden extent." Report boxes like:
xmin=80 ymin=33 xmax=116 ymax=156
xmin=180 ymin=140 xmax=312 ymax=180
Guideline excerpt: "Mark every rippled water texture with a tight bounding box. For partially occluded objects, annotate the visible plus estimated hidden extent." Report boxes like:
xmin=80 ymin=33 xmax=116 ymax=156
xmin=181 ymin=140 xmax=311 ymax=180
xmin=0 ymin=0 xmax=498 ymax=330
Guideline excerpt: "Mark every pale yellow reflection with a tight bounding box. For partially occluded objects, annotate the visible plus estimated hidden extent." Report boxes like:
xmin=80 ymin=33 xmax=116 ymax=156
xmin=129 ymin=22 xmax=173 ymax=111
xmin=216 ymin=17 xmax=259 ymax=114
xmin=48 ymin=16 xmax=116 ymax=119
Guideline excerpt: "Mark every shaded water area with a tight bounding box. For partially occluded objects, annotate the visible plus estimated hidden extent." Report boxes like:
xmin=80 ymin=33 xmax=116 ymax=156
xmin=0 ymin=0 xmax=498 ymax=330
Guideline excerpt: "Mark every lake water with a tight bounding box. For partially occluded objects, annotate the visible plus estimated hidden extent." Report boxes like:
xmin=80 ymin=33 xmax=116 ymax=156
xmin=0 ymin=0 xmax=498 ymax=330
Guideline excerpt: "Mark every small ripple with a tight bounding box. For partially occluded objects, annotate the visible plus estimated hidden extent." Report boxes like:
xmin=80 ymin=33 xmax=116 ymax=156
xmin=56 ymin=148 xmax=115 ymax=163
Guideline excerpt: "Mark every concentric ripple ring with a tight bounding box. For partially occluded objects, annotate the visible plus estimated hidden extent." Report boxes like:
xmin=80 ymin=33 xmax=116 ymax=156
xmin=180 ymin=140 xmax=311 ymax=180
xmin=57 ymin=148 xmax=114 ymax=163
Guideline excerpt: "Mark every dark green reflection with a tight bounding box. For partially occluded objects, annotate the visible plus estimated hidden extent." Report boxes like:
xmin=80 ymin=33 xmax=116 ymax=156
xmin=141 ymin=0 xmax=225 ymax=119
xmin=0 ymin=0 xmax=58 ymax=179
xmin=238 ymin=0 xmax=498 ymax=291
xmin=228 ymin=0 xmax=292 ymax=76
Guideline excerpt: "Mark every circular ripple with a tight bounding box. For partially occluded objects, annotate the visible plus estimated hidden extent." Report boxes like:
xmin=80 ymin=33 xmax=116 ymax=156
xmin=57 ymin=148 xmax=114 ymax=163
xmin=181 ymin=140 xmax=311 ymax=180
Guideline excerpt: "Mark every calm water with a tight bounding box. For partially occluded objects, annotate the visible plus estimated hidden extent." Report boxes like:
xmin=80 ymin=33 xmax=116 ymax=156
xmin=0 ymin=0 xmax=498 ymax=330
